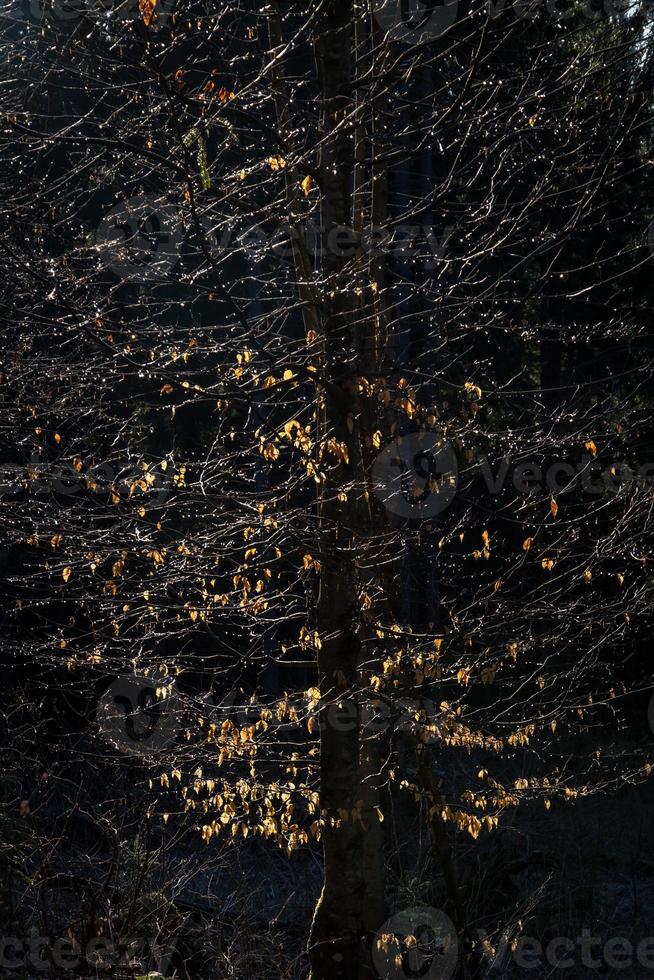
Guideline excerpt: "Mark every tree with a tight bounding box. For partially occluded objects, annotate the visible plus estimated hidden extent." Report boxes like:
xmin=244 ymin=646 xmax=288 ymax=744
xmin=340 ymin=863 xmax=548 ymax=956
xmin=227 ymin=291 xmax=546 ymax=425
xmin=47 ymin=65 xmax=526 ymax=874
xmin=0 ymin=0 xmax=653 ymax=978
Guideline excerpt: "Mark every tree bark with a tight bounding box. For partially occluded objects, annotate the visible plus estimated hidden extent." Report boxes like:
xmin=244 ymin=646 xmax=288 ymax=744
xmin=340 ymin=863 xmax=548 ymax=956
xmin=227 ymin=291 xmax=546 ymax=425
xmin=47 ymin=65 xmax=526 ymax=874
xmin=308 ymin=3 xmax=368 ymax=977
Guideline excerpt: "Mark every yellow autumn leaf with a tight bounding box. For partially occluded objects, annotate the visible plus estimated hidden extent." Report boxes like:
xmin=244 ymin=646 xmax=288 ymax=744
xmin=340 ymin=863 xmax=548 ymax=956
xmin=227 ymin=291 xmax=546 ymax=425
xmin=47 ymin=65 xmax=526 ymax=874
xmin=550 ymin=497 xmax=558 ymax=517
xmin=139 ymin=0 xmax=156 ymax=25
xmin=585 ymin=440 xmax=597 ymax=457
xmin=464 ymin=380 xmax=482 ymax=400
xmin=62 ymin=567 xmax=72 ymax=583
xmin=267 ymin=156 xmax=286 ymax=171
xmin=301 ymin=175 xmax=312 ymax=196
xmin=522 ymin=537 xmax=533 ymax=551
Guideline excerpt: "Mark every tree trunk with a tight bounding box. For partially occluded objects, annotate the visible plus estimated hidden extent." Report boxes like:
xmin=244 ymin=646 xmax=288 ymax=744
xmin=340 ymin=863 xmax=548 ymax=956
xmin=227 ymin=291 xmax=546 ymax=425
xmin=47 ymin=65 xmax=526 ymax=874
xmin=308 ymin=2 xmax=368 ymax=977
